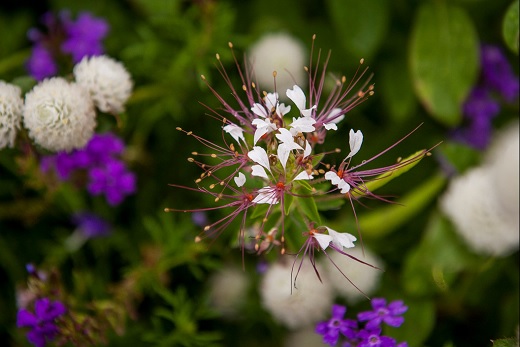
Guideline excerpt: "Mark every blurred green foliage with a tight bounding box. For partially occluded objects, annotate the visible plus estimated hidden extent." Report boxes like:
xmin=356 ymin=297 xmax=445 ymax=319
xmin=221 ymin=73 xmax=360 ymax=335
xmin=0 ymin=0 xmax=518 ymax=346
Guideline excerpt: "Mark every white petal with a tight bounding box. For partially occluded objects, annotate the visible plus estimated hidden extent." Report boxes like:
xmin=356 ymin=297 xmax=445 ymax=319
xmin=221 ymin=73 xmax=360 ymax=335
xmin=293 ymin=171 xmax=313 ymax=180
xmin=264 ymin=92 xmax=279 ymax=110
xmin=290 ymin=117 xmax=316 ymax=133
xmin=276 ymin=128 xmax=295 ymax=144
xmin=251 ymin=165 xmax=269 ymax=179
xmin=286 ymin=85 xmax=306 ymax=111
xmin=324 ymin=122 xmax=338 ymax=131
xmin=313 ymin=233 xmax=333 ymax=250
xmin=326 ymin=108 xmax=345 ymax=124
xmin=338 ymin=180 xmax=351 ymax=194
xmin=277 ymin=103 xmax=291 ymax=116
xmin=248 ymin=146 xmax=270 ymax=170
xmin=234 ymin=172 xmax=246 ymax=187
xmin=223 ymin=124 xmax=245 ymax=143
xmin=253 ymin=187 xmax=279 ymax=204
xmin=300 ymin=104 xmax=317 ymax=118
xmin=346 ymin=129 xmax=363 ymax=159
xmin=325 ymin=171 xmax=341 ymax=185
xmin=253 ymin=119 xmax=277 ymax=144
xmin=325 ymin=227 xmax=357 ymax=250
xmin=251 ymin=103 xmax=268 ymax=118
xmin=303 ymin=140 xmax=312 ymax=158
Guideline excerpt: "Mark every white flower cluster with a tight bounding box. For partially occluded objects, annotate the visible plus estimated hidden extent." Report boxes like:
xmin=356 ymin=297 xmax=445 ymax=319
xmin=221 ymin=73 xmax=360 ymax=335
xmin=0 ymin=81 xmax=24 ymax=149
xmin=440 ymin=122 xmax=519 ymax=256
xmin=208 ymin=266 xmax=249 ymax=318
xmin=18 ymin=55 xmax=133 ymax=152
xmin=248 ymin=33 xmax=306 ymax=96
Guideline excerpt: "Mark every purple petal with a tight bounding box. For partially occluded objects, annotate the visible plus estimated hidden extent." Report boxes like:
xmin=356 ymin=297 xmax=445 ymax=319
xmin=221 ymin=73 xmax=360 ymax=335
xmin=17 ymin=310 xmax=37 ymax=327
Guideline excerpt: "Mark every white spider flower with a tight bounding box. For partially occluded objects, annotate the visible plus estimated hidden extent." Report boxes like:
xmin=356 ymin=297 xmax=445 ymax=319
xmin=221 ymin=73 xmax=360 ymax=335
xmin=323 ymin=108 xmax=344 ymax=131
xmin=248 ymin=33 xmax=306 ymax=96
xmin=223 ymin=123 xmax=245 ymax=143
xmin=73 ymin=55 xmax=133 ymax=114
xmin=346 ymin=129 xmax=363 ymax=159
xmin=312 ymin=227 xmax=357 ymax=251
xmin=276 ymin=128 xmax=303 ymax=169
xmin=323 ymin=247 xmax=383 ymax=303
xmin=23 ymin=77 xmax=96 ymax=152
xmin=251 ymin=92 xmax=291 ymax=144
xmin=253 ymin=186 xmax=280 ymax=205
xmin=0 ymin=81 xmax=24 ymax=149
xmin=261 ymin=261 xmax=333 ymax=329
xmin=440 ymin=122 xmax=519 ymax=257
xmin=289 ymin=116 xmax=316 ymax=135
xmin=286 ymin=85 xmax=316 ymax=117
xmin=324 ymin=171 xmax=350 ymax=194
xmin=252 ymin=118 xmax=278 ymax=145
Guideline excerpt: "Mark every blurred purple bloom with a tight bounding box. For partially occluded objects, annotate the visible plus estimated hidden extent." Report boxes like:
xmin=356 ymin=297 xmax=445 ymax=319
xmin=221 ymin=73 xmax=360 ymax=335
xmin=26 ymin=45 xmax=58 ymax=81
xmin=41 ymin=133 xmax=136 ymax=205
xmin=316 ymin=305 xmax=358 ymax=346
xmin=87 ymin=159 xmax=136 ymax=206
xmin=61 ymin=12 xmax=109 ymax=63
xmin=480 ymin=45 xmax=520 ymax=102
xmin=357 ymin=328 xmax=396 ymax=347
xmin=357 ymin=298 xmax=407 ymax=330
xmin=17 ymin=298 xmax=66 ymax=347
xmin=72 ymin=212 xmax=111 ymax=238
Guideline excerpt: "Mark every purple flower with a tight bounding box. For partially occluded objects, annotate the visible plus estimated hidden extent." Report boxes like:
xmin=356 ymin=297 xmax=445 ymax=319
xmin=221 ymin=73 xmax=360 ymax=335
xmin=316 ymin=305 xmax=358 ymax=346
xmin=480 ymin=45 xmax=519 ymax=102
xmin=61 ymin=12 xmax=109 ymax=63
xmin=26 ymin=45 xmax=58 ymax=81
xmin=357 ymin=328 xmax=397 ymax=347
xmin=85 ymin=133 xmax=125 ymax=163
xmin=17 ymin=298 xmax=66 ymax=347
xmin=357 ymin=298 xmax=407 ymax=330
xmin=87 ymin=159 xmax=136 ymax=206
xmin=72 ymin=212 xmax=111 ymax=238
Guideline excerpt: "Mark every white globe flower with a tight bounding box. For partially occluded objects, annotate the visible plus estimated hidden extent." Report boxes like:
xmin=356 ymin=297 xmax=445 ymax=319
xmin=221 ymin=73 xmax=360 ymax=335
xmin=249 ymin=33 xmax=306 ymax=97
xmin=208 ymin=266 xmax=249 ymax=318
xmin=73 ymin=55 xmax=133 ymax=114
xmin=322 ymin=247 xmax=383 ymax=303
xmin=260 ymin=260 xmax=333 ymax=329
xmin=23 ymin=77 xmax=96 ymax=152
xmin=440 ymin=166 xmax=519 ymax=257
xmin=0 ymin=81 xmax=24 ymax=149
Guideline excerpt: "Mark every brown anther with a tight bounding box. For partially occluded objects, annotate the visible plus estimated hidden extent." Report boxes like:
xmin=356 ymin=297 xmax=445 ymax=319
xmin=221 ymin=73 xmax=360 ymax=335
xmin=304 ymin=66 xmax=309 ymax=72
xmin=252 ymin=82 xmax=256 ymax=89
xmin=195 ymin=236 xmax=202 ymax=242
xmin=211 ymin=154 xmax=217 ymax=158
xmin=312 ymin=34 xmax=316 ymax=40
xmin=342 ymin=76 xmax=346 ymax=83
xmin=335 ymin=148 xmax=341 ymax=153
xmin=176 ymin=127 xmax=182 ymax=131
xmin=164 ymin=208 xmax=170 ymax=212
xmin=369 ymin=91 xmax=375 ymax=96
xmin=358 ymin=91 xmax=365 ymax=98
xmin=254 ymin=244 xmax=259 ymax=251
xmin=228 ymin=42 xmax=233 ymax=48
xmin=215 ymin=197 xmax=220 ymax=202
xmin=318 ymin=169 xmax=325 ymax=174
xmin=396 ymin=157 xmax=402 ymax=163
xmin=200 ymin=75 xmax=206 ymax=80
xmin=204 ymin=225 xmax=211 ymax=231
xmin=273 ymin=71 xmax=277 ymax=77
xmin=209 ymin=184 xmax=216 ymax=189
xmin=195 ymin=178 xmax=202 ymax=183
xmin=216 ymin=53 xmax=220 ymax=60
xmin=220 ymin=181 xmax=225 ymax=186
xmin=187 ymin=131 xmax=193 ymax=135
xmin=426 ymin=152 xmax=432 ymax=156
xmin=187 ymin=158 xmax=194 ymax=162
xmin=191 ymin=152 xmax=198 ymax=155
xmin=360 ymin=58 xmax=365 ymax=64
xmin=230 ymin=143 xmax=235 ymax=151
xmin=242 ymin=85 xmax=247 ymax=91
xmin=281 ymin=248 xmax=286 ymax=255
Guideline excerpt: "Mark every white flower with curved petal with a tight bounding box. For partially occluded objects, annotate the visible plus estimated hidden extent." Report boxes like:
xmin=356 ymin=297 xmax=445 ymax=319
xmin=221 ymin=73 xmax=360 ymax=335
xmin=251 ymin=165 xmax=269 ymax=179
xmin=323 ymin=108 xmax=345 ymax=130
xmin=249 ymin=146 xmax=272 ymax=178
xmin=223 ymin=123 xmax=245 ymax=143
xmin=289 ymin=116 xmax=316 ymax=135
xmin=325 ymin=171 xmax=350 ymax=194
xmin=286 ymin=85 xmax=316 ymax=117
xmin=346 ymin=129 xmax=363 ymax=159
xmin=276 ymin=128 xmax=303 ymax=169
xmin=293 ymin=171 xmax=314 ymax=181
xmin=325 ymin=227 xmax=356 ymax=250
xmin=253 ymin=186 xmax=279 ymax=204
xmin=251 ymin=103 xmax=269 ymax=118
xmin=234 ymin=172 xmax=246 ymax=187
xmin=252 ymin=118 xmax=277 ymax=144
xmin=313 ymin=233 xmax=333 ymax=250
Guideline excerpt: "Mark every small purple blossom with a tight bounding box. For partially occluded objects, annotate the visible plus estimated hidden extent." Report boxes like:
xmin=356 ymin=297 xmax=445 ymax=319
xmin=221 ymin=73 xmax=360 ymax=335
xmin=17 ymin=298 xmax=66 ymax=347
xmin=72 ymin=212 xmax=111 ymax=238
xmin=316 ymin=304 xmax=358 ymax=346
xmin=41 ymin=133 xmax=136 ymax=206
xmin=357 ymin=328 xmax=397 ymax=347
xmin=61 ymin=12 xmax=109 ymax=63
xmin=26 ymin=45 xmax=58 ymax=81
xmin=357 ymin=298 xmax=407 ymax=330
xmin=480 ymin=44 xmax=520 ymax=102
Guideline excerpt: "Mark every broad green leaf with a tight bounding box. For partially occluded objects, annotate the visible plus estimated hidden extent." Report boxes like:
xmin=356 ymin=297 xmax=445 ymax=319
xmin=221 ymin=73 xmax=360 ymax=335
xmin=380 ymin=58 xmax=417 ymax=122
xmin=351 ymin=150 xmax=430 ymax=197
xmin=326 ymin=0 xmax=389 ymax=59
xmin=410 ymin=3 xmax=479 ymax=126
xmin=359 ymin=173 xmax=446 ymax=238
xmin=502 ymin=0 xmax=519 ymax=54
xmin=250 ymin=203 xmax=269 ymax=219
xmin=284 ymin=193 xmax=294 ymax=215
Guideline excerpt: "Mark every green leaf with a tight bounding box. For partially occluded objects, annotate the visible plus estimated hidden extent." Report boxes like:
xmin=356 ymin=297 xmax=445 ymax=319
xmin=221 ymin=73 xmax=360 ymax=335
xmin=387 ymin=298 xmax=436 ymax=347
xmin=295 ymin=196 xmax=321 ymax=225
xmin=351 ymin=150 xmax=429 ymax=197
xmin=359 ymin=173 xmax=446 ymax=238
xmin=250 ymin=204 xmax=269 ymax=219
xmin=502 ymin=0 xmax=519 ymax=54
xmin=380 ymin=58 xmax=417 ymax=123
xmin=492 ymin=338 xmax=519 ymax=347
xmin=284 ymin=193 xmax=294 ymax=215
xmin=326 ymin=0 xmax=389 ymax=59
xmin=410 ymin=3 xmax=479 ymax=126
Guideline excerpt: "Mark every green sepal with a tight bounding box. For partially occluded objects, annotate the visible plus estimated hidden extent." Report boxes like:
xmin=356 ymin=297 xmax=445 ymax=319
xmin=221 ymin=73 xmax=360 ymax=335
xmin=351 ymin=150 xmax=428 ymax=197
xmin=283 ymin=193 xmax=294 ymax=216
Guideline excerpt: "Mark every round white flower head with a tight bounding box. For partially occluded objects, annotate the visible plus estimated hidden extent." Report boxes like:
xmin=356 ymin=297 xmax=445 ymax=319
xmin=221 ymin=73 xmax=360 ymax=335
xmin=0 ymin=81 xmax=24 ymax=149
xmin=261 ymin=260 xmax=333 ymax=329
xmin=208 ymin=266 xmax=249 ymax=318
xmin=73 ymin=55 xmax=133 ymax=114
xmin=440 ymin=167 xmax=519 ymax=257
xmin=322 ymin=247 xmax=383 ymax=303
xmin=248 ymin=33 xmax=306 ymax=96
xmin=23 ymin=77 xmax=96 ymax=152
